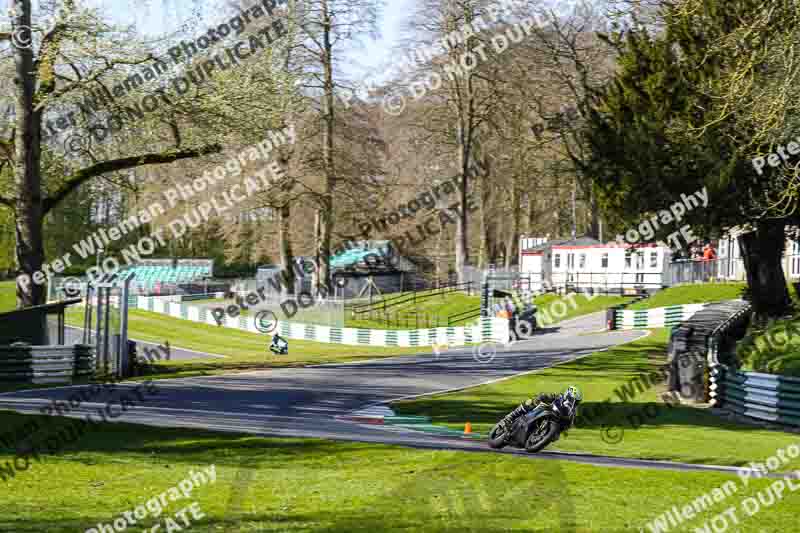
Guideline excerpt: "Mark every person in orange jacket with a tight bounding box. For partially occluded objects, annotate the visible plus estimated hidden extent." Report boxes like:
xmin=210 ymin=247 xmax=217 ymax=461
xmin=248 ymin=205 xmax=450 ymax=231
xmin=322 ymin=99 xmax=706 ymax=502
xmin=703 ymin=243 xmax=717 ymax=261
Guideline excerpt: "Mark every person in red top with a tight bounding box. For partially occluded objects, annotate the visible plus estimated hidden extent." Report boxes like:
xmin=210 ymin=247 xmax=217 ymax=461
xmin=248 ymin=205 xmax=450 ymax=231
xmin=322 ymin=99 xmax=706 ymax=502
xmin=703 ymin=243 xmax=717 ymax=261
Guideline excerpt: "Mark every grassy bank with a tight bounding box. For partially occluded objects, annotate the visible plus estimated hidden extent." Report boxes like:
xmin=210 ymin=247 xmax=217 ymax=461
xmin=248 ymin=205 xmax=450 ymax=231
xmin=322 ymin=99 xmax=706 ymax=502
xmin=395 ymin=329 xmax=800 ymax=467
xmin=736 ymin=316 xmax=800 ymax=376
xmin=628 ymin=282 xmax=746 ymax=309
xmin=346 ymin=290 xmax=481 ymax=329
xmin=533 ymin=293 xmax=631 ymax=325
xmin=63 ymin=307 xmax=427 ymax=378
xmin=0 ymin=410 xmax=795 ymax=532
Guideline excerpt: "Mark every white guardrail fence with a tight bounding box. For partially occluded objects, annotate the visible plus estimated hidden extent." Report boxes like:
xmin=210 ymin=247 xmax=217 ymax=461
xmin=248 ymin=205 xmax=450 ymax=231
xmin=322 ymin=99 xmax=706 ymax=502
xmin=613 ymin=304 xmax=707 ymax=330
xmin=131 ymin=295 xmax=509 ymax=348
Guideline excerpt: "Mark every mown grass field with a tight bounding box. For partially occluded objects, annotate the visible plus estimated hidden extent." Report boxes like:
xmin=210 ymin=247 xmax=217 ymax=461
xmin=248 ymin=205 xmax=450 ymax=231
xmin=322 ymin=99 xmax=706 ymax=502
xmin=395 ymin=329 xmax=800 ymax=468
xmin=627 ymin=282 xmax=746 ymax=309
xmin=3 ymin=280 xmax=799 ymax=531
xmin=0 ymin=409 xmax=796 ymax=532
xmin=532 ymin=293 xmax=631 ymax=326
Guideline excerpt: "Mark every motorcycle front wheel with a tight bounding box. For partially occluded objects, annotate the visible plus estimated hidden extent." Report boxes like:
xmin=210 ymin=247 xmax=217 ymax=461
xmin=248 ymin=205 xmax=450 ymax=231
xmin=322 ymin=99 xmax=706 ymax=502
xmin=524 ymin=418 xmax=559 ymax=453
xmin=487 ymin=422 xmax=510 ymax=449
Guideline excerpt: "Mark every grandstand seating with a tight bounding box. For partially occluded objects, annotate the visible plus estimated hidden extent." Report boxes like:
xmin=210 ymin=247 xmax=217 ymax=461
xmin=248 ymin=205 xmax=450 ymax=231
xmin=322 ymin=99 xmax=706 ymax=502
xmin=124 ymin=262 xmax=213 ymax=294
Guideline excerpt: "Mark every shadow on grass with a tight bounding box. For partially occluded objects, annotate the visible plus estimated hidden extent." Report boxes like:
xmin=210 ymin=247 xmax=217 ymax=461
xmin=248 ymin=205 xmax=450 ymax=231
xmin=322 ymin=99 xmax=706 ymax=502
xmin=0 ymin=408 xmax=366 ymax=469
xmin=393 ymin=333 xmax=770 ymax=434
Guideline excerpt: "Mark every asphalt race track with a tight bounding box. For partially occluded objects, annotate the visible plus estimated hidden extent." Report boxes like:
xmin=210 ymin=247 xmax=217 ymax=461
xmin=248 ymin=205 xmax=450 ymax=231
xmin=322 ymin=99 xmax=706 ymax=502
xmin=0 ymin=313 xmax=767 ymax=476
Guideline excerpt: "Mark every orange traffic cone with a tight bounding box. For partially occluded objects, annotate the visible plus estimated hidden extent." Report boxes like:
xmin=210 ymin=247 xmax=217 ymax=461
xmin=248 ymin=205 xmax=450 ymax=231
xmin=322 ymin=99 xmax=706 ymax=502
xmin=464 ymin=422 xmax=472 ymax=434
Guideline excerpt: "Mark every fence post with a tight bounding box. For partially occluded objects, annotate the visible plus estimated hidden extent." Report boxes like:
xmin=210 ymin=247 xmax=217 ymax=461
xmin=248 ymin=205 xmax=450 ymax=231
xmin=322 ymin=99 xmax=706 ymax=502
xmin=606 ymin=306 xmax=619 ymax=330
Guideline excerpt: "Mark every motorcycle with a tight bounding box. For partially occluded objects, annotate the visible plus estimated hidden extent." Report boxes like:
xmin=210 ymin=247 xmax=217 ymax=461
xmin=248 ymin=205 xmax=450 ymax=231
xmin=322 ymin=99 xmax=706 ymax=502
xmin=517 ymin=304 xmax=537 ymax=333
xmin=487 ymin=395 xmax=578 ymax=453
xmin=269 ymin=334 xmax=289 ymax=355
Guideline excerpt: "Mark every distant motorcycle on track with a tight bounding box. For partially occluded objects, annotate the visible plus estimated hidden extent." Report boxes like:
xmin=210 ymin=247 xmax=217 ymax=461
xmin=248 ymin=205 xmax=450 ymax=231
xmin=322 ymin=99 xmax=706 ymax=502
xmin=269 ymin=334 xmax=289 ymax=355
xmin=487 ymin=389 xmax=581 ymax=453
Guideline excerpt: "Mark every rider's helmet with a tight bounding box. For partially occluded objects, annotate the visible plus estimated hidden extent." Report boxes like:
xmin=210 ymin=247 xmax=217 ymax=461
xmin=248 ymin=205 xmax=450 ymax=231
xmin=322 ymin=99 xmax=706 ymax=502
xmin=563 ymin=386 xmax=582 ymax=404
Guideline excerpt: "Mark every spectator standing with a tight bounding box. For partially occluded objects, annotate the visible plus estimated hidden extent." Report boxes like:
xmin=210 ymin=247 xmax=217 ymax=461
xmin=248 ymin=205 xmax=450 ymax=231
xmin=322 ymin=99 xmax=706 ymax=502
xmin=506 ymin=297 xmax=519 ymax=341
xmin=703 ymin=243 xmax=717 ymax=261
xmin=493 ymin=300 xmax=504 ymax=317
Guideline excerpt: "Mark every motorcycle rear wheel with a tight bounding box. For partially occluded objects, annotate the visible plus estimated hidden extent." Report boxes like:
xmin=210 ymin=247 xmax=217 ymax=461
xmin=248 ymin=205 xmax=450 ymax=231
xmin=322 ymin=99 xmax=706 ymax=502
xmin=525 ymin=419 xmax=559 ymax=453
xmin=488 ymin=422 xmax=510 ymax=449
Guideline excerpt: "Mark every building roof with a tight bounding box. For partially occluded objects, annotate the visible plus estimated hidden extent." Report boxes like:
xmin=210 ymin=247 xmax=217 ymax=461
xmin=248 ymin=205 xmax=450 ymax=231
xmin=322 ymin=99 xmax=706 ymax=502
xmin=520 ymin=236 xmax=602 ymax=252
xmin=330 ymin=240 xmax=391 ymax=269
xmin=556 ymin=236 xmax=603 ymax=247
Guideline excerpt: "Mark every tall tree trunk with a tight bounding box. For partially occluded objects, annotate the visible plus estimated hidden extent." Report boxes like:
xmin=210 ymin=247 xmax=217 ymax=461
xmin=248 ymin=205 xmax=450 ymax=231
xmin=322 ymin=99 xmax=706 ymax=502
xmin=316 ymin=0 xmax=335 ymax=292
xmin=455 ymin=133 xmax=470 ymax=282
xmin=738 ymin=219 xmax=792 ymax=321
xmin=588 ymin=187 xmax=600 ymax=240
xmin=313 ymin=210 xmax=321 ymax=291
xmin=478 ymin=160 xmax=491 ymax=269
xmin=505 ymin=183 xmax=521 ymax=268
xmin=278 ymin=202 xmax=295 ymax=294
xmin=527 ymin=191 xmax=537 ymax=235
xmin=448 ymin=8 xmax=479 ymax=284
xmin=13 ymin=0 xmax=45 ymax=309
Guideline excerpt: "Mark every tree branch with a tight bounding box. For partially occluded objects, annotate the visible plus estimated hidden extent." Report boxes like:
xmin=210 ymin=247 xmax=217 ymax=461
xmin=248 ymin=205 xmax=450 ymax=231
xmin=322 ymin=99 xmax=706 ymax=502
xmin=35 ymin=0 xmax=77 ymax=101
xmin=43 ymin=143 xmax=222 ymax=213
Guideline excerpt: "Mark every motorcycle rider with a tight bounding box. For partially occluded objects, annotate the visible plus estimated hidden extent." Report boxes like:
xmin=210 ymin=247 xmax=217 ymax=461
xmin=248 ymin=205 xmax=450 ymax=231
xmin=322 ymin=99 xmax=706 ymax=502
xmin=269 ymin=333 xmax=289 ymax=355
xmin=498 ymin=386 xmax=582 ymax=430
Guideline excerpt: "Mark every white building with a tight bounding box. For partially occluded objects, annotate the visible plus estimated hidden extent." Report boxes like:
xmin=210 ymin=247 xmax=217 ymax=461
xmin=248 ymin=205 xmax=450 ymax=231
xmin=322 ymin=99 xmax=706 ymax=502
xmin=519 ymin=236 xmax=672 ymax=293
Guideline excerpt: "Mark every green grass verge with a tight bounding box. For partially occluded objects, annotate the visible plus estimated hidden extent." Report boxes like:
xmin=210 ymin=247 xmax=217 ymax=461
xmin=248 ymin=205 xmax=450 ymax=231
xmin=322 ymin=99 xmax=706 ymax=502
xmin=0 ymin=411 xmax=795 ymax=532
xmin=346 ymin=289 xmax=481 ymax=329
xmin=736 ymin=315 xmax=800 ymax=376
xmin=64 ymin=307 xmax=427 ymax=379
xmin=532 ymin=293 xmax=631 ymax=326
xmin=627 ymin=282 xmax=746 ymax=310
xmin=0 ymin=280 xmax=15 ymax=313
xmin=395 ymin=329 xmax=800 ymax=467
xmin=169 ymin=290 xmax=481 ymax=330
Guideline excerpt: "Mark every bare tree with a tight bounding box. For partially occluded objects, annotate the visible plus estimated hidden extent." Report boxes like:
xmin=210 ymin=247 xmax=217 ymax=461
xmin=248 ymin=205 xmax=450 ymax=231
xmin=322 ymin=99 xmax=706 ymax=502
xmin=289 ymin=0 xmax=381 ymax=290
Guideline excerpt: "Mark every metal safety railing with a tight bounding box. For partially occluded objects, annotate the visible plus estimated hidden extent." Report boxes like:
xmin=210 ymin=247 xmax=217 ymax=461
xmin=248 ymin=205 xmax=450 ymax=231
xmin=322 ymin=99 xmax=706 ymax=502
xmin=550 ymin=272 xmax=664 ymax=294
xmin=349 ymin=281 xmax=474 ymax=316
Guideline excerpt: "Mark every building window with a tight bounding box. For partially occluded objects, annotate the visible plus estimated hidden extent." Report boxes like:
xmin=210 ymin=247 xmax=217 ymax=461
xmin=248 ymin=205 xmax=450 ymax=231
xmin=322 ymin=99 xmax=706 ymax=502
xmin=601 ymin=253 xmax=609 ymax=268
xmin=636 ymin=252 xmax=644 ymax=270
xmin=554 ymin=254 xmax=561 ymax=268
xmin=579 ymin=254 xmax=586 ymax=269
xmin=567 ymin=253 xmax=575 ymax=269
xmin=625 ymin=253 xmax=632 ymax=269
xmin=650 ymin=251 xmax=658 ymax=268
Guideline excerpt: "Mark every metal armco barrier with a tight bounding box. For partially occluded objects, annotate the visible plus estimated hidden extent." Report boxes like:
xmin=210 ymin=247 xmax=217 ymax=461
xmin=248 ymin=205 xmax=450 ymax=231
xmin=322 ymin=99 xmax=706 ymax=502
xmin=667 ymin=300 xmax=751 ymax=403
xmin=704 ymin=302 xmax=800 ymax=427
xmin=709 ymin=366 xmax=800 ymax=427
xmin=0 ymin=344 xmax=95 ymax=384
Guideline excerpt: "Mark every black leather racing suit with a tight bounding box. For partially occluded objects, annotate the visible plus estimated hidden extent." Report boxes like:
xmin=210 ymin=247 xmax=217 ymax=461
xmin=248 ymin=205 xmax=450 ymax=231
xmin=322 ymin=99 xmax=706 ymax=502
xmin=500 ymin=393 xmax=559 ymax=428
